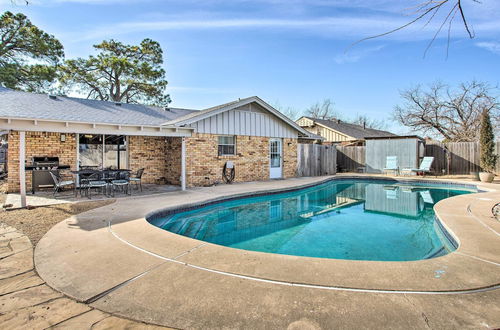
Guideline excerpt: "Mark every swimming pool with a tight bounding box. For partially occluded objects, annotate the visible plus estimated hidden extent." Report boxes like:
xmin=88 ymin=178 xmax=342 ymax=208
xmin=148 ymin=179 xmax=475 ymax=261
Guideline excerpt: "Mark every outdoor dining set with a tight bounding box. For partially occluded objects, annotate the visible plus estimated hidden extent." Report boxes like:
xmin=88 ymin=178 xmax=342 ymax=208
xmin=49 ymin=167 xmax=145 ymax=199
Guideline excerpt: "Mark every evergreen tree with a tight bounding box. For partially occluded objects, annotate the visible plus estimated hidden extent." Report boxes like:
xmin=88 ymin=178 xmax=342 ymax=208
xmin=479 ymin=110 xmax=497 ymax=172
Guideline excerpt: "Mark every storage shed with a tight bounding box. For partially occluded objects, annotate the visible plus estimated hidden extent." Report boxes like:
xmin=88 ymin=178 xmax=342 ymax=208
xmin=365 ymin=136 xmax=424 ymax=174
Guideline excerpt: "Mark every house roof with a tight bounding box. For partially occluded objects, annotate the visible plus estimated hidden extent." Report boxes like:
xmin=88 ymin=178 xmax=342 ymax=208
xmin=0 ymin=88 xmax=313 ymax=137
xmin=299 ymin=116 xmax=396 ymax=140
xmin=0 ymin=87 xmax=197 ymax=127
xmin=164 ymin=96 xmax=314 ymax=138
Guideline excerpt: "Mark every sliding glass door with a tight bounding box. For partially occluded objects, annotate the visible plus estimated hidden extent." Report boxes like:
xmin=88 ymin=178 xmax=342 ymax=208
xmin=78 ymin=134 xmax=128 ymax=170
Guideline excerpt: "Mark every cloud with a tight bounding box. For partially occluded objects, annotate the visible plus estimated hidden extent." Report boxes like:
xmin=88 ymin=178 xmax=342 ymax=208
xmin=475 ymin=41 xmax=500 ymax=55
xmin=334 ymin=45 xmax=385 ymax=64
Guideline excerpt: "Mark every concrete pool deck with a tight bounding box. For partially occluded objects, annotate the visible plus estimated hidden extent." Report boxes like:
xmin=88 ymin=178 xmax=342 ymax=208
xmin=34 ymin=175 xmax=500 ymax=328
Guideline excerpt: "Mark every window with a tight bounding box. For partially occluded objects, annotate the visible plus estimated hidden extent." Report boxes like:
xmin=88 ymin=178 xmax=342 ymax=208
xmin=79 ymin=134 xmax=127 ymax=169
xmin=218 ymin=136 xmax=236 ymax=156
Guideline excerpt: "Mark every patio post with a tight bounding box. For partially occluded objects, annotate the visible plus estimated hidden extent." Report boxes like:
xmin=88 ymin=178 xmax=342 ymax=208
xmin=19 ymin=131 xmax=27 ymax=208
xmin=181 ymin=137 xmax=186 ymax=191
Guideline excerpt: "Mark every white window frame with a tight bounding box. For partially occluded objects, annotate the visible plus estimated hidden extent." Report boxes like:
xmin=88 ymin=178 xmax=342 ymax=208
xmin=217 ymin=135 xmax=236 ymax=156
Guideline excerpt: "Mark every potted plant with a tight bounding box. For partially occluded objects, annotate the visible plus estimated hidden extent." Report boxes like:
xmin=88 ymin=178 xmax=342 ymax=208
xmin=479 ymin=110 xmax=497 ymax=183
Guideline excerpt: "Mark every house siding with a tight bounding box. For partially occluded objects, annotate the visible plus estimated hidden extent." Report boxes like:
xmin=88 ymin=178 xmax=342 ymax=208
xmin=7 ymin=131 xmax=78 ymax=193
xmin=128 ymin=136 xmax=168 ymax=184
xmin=185 ymin=133 xmax=297 ymax=187
xmin=188 ymin=104 xmax=297 ymax=138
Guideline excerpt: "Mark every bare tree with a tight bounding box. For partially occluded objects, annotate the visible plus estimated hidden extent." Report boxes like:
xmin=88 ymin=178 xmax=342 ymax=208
xmin=351 ymin=0 xmax=481 ymax=55
xmin=393 ymin=81 xmax=499 ymax=142
xmin=306 ymin=99 xmax=340 ymax=120
xmin=350 ymin=114 xmax=388 ymax=130
xmin=272 ymin=101 xmax=301 ymax=120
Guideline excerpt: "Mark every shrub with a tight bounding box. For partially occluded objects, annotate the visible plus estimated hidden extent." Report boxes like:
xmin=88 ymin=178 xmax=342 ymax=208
xmin=479 ymin=110 xmax=498 ymax=173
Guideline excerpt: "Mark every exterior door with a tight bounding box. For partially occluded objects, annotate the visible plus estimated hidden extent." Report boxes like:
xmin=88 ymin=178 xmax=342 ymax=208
xmin=269 ymin=138 xmax=283 ymax=179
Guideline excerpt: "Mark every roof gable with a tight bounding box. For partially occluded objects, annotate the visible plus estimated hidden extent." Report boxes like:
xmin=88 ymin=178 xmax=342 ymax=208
xmin=165 ymin=96 xmax=313 ymax=137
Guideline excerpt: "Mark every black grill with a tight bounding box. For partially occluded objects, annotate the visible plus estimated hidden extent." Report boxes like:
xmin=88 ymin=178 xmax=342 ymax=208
xmin=26 ymin=157 xmax=71 ymax=194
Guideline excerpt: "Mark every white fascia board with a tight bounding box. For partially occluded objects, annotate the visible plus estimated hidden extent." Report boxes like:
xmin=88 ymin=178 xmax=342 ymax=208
xmin=0 ymin=117 xmax=193 ymax=137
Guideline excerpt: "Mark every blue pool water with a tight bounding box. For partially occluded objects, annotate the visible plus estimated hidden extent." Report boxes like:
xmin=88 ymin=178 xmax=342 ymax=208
xmin=148 ymin=179 xmax=475 ymax=261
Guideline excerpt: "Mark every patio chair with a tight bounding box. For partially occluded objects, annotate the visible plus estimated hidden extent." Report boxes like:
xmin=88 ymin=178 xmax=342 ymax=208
xmin=129 ymin=168 xmax=144 ymax=191
xmin=85 ymin=172 xmax=108 ymax=199
xmin=110 ymin=171 xmax=131 ymax=197
xmin=383 ymin=156 xmax=399 ymax=175
xmin=402 ymin=157 xmax=434 ymax=177
xmin=419 ymin=190 xmax=434 ymax=204
xmin=49 ymin=171 xmax=76 ymax=198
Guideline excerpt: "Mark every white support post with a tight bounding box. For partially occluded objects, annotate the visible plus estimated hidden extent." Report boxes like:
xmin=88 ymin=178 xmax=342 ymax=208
xmin=19 ymin=131 xmax=27 ymax=208
xmin=181 ymin=137 xmax=186 ymax=191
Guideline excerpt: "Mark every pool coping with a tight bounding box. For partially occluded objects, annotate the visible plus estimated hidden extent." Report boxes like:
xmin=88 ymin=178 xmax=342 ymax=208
xmin=34 ymin=175 xmax=500 ymax=319
xmin=112 ymin=175 xmax=500 ymax=293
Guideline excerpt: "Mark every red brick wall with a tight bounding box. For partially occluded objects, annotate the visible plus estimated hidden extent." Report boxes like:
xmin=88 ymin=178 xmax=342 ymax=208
xmin=7 ymin=131 xmax=77 ymax=193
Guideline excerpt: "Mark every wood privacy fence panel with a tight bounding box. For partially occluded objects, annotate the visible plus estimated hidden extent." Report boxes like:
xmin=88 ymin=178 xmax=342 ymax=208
xmin=297 ymin=144 xmax=336 ymax=177
xmin=336 ymin=146 xmax=365 ymax=172
xmin=335 ymin=141 xmax=500 ymax=175
xmin=425 ymin=141 xmax=500 ymax=175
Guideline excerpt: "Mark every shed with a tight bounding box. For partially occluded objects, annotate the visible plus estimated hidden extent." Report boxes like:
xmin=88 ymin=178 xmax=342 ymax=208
xmin=365 ymin=136 xmax=425 ymax=174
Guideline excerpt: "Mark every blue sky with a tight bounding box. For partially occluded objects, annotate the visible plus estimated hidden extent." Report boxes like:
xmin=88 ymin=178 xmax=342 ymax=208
xmin=2 ymin=0 xmax=500 ymax=133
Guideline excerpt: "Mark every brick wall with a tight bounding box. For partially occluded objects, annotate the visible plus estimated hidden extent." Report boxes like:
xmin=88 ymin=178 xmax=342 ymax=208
xmin=7 ymin=131 xmax=77 ymax=193
xmin=185 ymin=133 xmax=298 ymax=187
xmin=128 ymin=136 xmax=169 ymax=184
xmin=164 ymin=137 xmax=182 ymax=185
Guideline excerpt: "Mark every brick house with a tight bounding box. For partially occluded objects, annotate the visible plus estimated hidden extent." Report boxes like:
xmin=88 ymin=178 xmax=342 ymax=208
xmin=0 ymin=87 xmax=314 ymax=194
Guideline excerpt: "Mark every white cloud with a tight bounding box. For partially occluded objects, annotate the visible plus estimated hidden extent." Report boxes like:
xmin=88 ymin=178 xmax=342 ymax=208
xmin=476 ymin=41 xmax=500 ymax=55
xmin=334 ymin=45 xmax=385 ymax=64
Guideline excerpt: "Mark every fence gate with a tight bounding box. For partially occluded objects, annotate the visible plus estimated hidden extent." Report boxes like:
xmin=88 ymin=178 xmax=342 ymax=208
xmin=297 ymin=144 xmax=336 ymax=177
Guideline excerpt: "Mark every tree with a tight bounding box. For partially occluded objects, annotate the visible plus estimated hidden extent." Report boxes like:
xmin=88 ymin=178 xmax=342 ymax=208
xmin=352 ymin=0 xmax=480 ymax=55
xmin=350 ymin=114 xmax=388 ymax=130
xmin=306 ymin=99 xmax=339 ymax=120
xmin=0 ymin=11 xmax=64 ymax=92
xmin=479 ymin=110 xmax=497 ymax=172
xmin=272 ymin=101 xmax=300 ymax=120
xmin=59 ymin=39 xmax=171 ymax=106
xmin=393 ymin=81 xmax=499 ymax=142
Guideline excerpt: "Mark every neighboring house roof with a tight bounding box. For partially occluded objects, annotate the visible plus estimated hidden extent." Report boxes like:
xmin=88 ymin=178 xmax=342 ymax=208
xmin=0 ymin=87 xmax=196 ymax=127
xmin=298 ymin=116 xmax=396 ymax=140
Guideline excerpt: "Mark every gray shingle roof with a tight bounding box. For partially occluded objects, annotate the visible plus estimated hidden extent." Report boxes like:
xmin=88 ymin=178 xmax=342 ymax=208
xmin=303 ymin=116 xmax=396 ymax=140
xmin=0 ymin=87 xmax=198 ymax=126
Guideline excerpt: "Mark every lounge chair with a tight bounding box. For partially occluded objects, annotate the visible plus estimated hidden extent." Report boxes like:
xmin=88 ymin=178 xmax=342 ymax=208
xmin=402 ymin=157 xmax=434 ymax=177
xmin=419 ymin=190 xmax=434 ymax=204
xmin=383 ymin=156 xmax=399 ymax=175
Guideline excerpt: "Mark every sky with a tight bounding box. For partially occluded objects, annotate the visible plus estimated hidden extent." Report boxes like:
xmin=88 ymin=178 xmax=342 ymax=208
xmin=1 ymin=0 xmax=500 ymax=134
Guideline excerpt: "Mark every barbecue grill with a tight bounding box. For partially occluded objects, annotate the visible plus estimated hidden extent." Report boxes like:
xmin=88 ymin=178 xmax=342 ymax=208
xmin=26 ymin=157 xmax=70 ymax=193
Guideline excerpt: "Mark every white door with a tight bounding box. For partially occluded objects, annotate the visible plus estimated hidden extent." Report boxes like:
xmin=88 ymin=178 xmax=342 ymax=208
xmin=269 ymin=138 xmax=283 ymax=179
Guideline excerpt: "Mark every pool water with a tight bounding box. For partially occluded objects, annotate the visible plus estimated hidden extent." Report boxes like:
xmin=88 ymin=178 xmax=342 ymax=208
xmin=148 ymin=179 xmax=474 ymax=261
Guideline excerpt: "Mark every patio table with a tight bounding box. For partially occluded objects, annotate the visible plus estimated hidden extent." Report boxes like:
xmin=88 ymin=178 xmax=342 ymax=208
xmin=71 ymin=169 xmax=132 ymax=197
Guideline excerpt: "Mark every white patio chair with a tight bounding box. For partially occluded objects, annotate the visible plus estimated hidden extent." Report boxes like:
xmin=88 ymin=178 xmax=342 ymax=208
xmin=402 ymin=157 xmax=434 ymax=177
xmin=383 ymin=156 xmax=399 ymax=175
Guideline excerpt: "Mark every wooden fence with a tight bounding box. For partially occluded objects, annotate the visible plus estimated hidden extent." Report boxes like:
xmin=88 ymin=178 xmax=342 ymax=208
xmin=297 ymin=144 xmax=336 ymax=177
xmin=425 ymin=141 xmax=500 ymax=175
xmin=336 ymin=146 xmax=365 ymax=172
xmin=336 ymin=141 xmax=500 ymax=175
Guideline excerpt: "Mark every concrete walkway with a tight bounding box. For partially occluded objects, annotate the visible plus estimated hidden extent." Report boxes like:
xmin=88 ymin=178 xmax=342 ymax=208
xmin=32 ymin=176 xmax=500 ymax=328
xmin=0 ymin=222 xmax=168 ymax=329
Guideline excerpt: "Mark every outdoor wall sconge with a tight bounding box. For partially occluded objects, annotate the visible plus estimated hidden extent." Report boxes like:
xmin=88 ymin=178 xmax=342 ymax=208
xmin=60 ymin=134 xmax=66 ymax=142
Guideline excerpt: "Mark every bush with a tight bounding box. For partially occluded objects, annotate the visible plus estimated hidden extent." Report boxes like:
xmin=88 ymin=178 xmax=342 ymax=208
xmin=479 ymin=110 xmax=498 ymax=173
